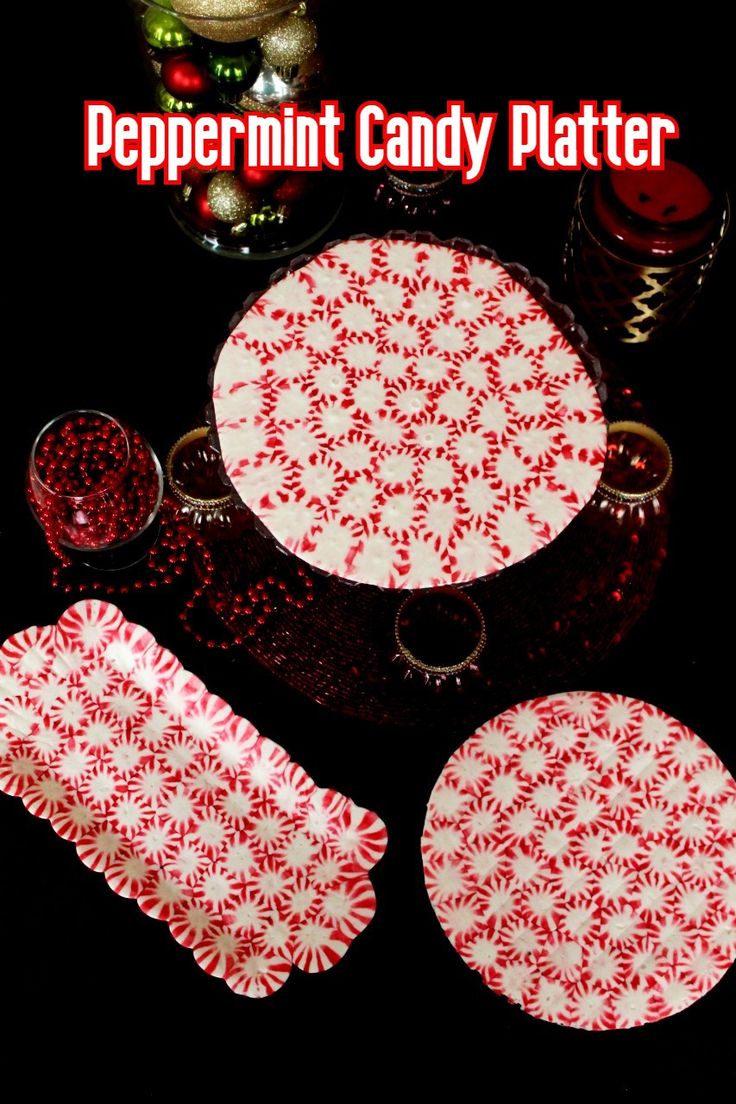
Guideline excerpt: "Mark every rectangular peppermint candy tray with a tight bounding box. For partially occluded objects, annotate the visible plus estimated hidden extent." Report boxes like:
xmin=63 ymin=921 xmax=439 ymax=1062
xmin=0 ymin=601 xmax=387 ymax=996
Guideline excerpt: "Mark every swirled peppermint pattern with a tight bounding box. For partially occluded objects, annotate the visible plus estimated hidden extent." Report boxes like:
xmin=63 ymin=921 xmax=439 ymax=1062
xmin=213 ymin=238 xmax=606 ymax=589
xmin=422 ymin=692 xmax=736 ymax=1028
xmin=0 ymin=601 xmax=387 ymax=997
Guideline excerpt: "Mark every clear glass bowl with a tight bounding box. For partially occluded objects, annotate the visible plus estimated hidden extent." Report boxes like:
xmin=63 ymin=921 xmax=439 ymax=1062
xmin=27 ymin=410 xmax=164 ymax=570
xmin=130 ymin=0 xmax=342 ymax=260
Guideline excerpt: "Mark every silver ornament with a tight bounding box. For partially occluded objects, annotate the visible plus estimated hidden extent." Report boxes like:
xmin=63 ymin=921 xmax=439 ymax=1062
xmin=207 ymin=173 xmax=258 ymax=223
xmin=247 ymin=50 xmax=324 ymax=108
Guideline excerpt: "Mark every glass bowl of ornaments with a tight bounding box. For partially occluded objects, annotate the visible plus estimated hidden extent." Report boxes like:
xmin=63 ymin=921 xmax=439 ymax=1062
xmin=130 ymin=0 xmax=343 ymax=259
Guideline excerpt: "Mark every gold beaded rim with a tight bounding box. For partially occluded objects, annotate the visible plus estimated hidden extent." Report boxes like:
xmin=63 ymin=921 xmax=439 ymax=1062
xmin=598 ymin=421 xmax=673 ymax=504
xmin=394 ymin=589 xmax=487 ymax=676
xmin=165 ymin=428 xmax=236 ymax=509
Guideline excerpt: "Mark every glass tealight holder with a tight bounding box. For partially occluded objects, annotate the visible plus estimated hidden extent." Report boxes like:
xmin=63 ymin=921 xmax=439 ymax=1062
xmin=166 ymin=426 xmax=245 ymax=532
xmin=592 ymin=421 xmax=673 ymax=529
xmin=373 ymin=169 xmax=458 ymax=226
xmin=27 ymin=410 xmax=164 ymax=570
xmin=393 ymin=588 xmax=487 ymax=690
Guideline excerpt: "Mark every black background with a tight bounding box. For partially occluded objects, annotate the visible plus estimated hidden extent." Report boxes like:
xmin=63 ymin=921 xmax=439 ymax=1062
xmin=3 ymin=3 xmax=733 ymax=1095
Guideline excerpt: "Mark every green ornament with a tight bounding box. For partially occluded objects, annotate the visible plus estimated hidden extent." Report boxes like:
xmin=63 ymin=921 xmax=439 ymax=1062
xmin=249 ymin=204 xmax=286 ymax=227
xmin=155 ymin=82 xmax=197 ymax=114
xmin=207 ymin=44 xmax=261 ymax=88
xmin=142 ymin=1 xmax=192 ymax=50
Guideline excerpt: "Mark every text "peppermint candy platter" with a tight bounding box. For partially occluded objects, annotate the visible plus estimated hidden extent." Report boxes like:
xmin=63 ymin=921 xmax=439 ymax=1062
xmin=213 ymin=237 xmax=607 ymax=590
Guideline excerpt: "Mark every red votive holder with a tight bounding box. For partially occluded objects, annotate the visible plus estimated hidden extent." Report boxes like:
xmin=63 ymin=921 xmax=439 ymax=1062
xmin=165 ymin=426 xmax=246 ymax=533
xmin=565 ymin=160 xmax=728 ymax=342
xmin=27 ymin=410 xmax=164 ymax=570
xmin=591 ymin=420 xmax=672 ymax=531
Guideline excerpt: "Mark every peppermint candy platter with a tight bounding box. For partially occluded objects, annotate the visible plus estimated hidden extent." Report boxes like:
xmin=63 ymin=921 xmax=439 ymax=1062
xmin=423 ymin=692 xmax=736 ymax=1028
xmin=0 ymin=601 xmax=387 ymax=996
xmin=213 ymin=235 xmax=607 ymax=590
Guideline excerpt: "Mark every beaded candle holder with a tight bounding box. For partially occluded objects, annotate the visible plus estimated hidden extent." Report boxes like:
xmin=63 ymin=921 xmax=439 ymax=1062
xmin=166 ymin=426 xmax=242 ymax=530
xmin=26 ymin=410 xmax=164 ymax=571
xmin=592 ymin=421 xmax=673 ymax=532
xmin=393 ymin=588 xmax=487 ymax=691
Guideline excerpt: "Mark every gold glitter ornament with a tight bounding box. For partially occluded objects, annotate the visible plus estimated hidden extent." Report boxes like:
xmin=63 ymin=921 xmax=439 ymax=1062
xmin=207 ymin=173 xmax=258 ymax=222
xmin=259 ymin=13 xmax=317 ymax=72
xmin=171 ymin=1 xmax=290 ymax=44
xmin=231 ymin=91 xmax=279 ymax=112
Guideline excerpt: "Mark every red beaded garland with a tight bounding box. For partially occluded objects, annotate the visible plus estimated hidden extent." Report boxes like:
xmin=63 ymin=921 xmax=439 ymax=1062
xmin=47 ymin=497 xmax=194 ymax=597
xmin=33 ymin=415 xmax=316 ymax=648
xmin=179 ymin=545 xmax=315 ymax=648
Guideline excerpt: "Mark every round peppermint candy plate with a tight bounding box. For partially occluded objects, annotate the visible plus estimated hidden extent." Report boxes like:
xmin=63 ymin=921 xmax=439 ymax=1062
xmin=422 ymin=691 xmax=736 ymax=1029
xmin=212 ymin=235 xmax=607 ymax=590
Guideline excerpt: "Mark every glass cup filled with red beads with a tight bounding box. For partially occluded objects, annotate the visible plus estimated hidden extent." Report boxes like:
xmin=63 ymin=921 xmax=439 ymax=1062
xmin=130 ymin=0 xmax=342 ymax=259
xmin=27 ymin=410 xmax=164 ymax=570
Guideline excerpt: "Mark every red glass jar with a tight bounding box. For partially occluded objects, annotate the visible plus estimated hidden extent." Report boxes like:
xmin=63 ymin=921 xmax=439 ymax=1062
xmin=565 ymin=162 xmax=729 ymax=342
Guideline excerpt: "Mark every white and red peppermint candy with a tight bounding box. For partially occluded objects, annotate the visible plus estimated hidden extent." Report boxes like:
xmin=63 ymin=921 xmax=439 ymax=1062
xmin=213 ymin=237 xmax=606 ymax=589
xmin=422 ymin=692 xmax=736 ymax=1028
xmin=0 ymin=600 xmax=387 ymax=997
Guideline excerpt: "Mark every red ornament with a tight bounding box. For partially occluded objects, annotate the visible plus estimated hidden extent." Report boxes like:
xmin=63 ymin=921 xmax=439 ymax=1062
xmin=181 ymin=165 xmax=208 ymax=187
xmin=238 ymin=166 xmax=283 ymax=191
xmin=161 ymin=55 xmax=212 ymax=101
xmin=190 ymin=179 xmax=218 ymax=228
xmin=273 ymin=173 xmax=315 ymax=205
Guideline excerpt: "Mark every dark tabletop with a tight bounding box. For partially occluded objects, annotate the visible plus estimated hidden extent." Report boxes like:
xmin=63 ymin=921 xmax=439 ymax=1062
xmin=4 ymin=3 xmax=733 ymax=1095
